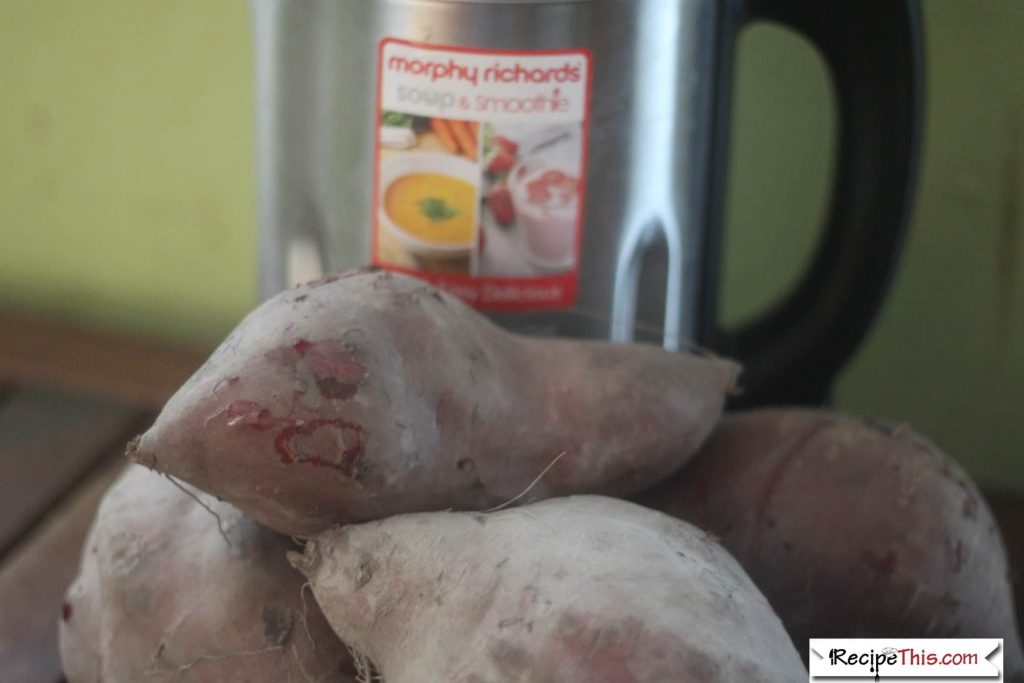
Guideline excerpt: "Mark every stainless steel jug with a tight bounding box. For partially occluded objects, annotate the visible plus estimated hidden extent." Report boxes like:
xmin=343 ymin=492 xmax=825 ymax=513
xmin=252 ymin=0 xmax=923 ymax=405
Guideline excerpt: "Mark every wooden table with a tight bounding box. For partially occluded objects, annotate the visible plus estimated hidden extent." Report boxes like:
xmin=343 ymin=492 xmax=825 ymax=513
xmin=0 ymin=310 xmax=1021 ymax=682
xmin=0 ymin=312 xmax=206 ymax=682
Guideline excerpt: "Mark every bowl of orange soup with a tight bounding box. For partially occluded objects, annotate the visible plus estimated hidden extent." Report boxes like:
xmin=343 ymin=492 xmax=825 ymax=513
xmin=379 ymin=153 xmax=478 ymax=259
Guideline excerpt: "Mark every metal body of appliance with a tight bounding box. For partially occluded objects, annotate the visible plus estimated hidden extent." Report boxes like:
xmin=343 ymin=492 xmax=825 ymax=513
xmin=252 ymin=0 xmax=923 ymax=405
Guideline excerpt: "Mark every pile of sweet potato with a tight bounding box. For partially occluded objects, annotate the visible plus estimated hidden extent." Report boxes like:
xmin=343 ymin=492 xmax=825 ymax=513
xmin=60 ymin=270 xmax=1023 ymax=682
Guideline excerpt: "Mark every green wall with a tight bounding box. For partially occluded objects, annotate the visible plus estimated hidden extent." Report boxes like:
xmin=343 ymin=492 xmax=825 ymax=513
xmin=2 ymin=2 xmax=1022 ymax=491
xmin=0 ymin=0 xmax=255 ymax=341
xmin=722 ymin=7 xmax=1024 ymax=492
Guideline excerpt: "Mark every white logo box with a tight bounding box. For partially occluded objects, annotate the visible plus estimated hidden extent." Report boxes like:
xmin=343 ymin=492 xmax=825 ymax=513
xmin=809 ymin=638 xmax=1003 ymax=681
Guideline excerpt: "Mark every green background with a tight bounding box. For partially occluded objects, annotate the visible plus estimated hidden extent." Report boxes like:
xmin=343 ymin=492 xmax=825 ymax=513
xmin=2 ymin=2 xmax=1022 ymax=491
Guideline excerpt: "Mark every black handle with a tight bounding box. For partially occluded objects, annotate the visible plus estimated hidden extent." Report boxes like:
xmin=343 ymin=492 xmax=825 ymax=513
xmin=708 ymin=0 xmax=924 ymax=406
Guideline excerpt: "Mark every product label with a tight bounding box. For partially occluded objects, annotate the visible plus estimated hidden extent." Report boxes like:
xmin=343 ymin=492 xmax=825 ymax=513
xmin=373 ymin=39 xmax=592 ymax=310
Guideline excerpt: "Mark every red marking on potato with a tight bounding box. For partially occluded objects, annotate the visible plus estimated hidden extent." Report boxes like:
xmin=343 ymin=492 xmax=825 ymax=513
xmin=274 ymin=419 xmax=365 ymax=477
xmin=226 ymin=400 xmax=277 ymax=431
xmin=860 ymin=549 xmax=899 ymax=580
xmin=703 ymin=530 xmax=722 ymax=544
xmin=294 ymin=341 xmax=369 ymax=401
xmin=435 ymin=391 xmax=464 ymax=430
xmin=221 ymin=400 xmax=366 ymax=476
xmin=557 ymin=613 xmax=638 ymax=675
xmin=305 ymin=274 xmax=342 ymax=288
xmin=62 ymin=601 xmax=73 ymax=621
xmin=548 ymin=612 xmax=699 ymax=682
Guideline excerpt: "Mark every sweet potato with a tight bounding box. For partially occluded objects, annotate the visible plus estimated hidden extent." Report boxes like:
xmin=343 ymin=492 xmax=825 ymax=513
xmin=59 ymin=466 xmax=356 ymax=683
xmin=128 ymin=269 xmax=738 ymax=536
xmin=640 ymin=409 xmax=1024 ymax=678
xmin=291 ymin=495 xmax=808 ymax=683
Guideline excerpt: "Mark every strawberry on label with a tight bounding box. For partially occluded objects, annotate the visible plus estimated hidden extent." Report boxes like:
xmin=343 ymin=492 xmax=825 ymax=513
xmin=487 ymin=184 xmax=516 ymax=226
xmin=495 ymin=135 xmax=519 ymax=157
xmin=527 ymin=181 xmax=552 ymax=205
xmin=487 ymin=150 xmax=516 ymax=175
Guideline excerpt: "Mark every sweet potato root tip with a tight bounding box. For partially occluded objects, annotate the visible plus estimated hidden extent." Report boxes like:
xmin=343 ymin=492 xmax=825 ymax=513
xmin=125 ymin=435 xmax=158 ymax=469
xmin=288 ymin=544 xmax=321 ymax=577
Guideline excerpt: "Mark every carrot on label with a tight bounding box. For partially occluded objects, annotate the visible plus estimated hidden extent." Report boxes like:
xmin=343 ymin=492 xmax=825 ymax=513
xmin=449 ymin=120 xmax=478 ymax=161
xmin=430 ymin=118 xmax=459 ymax=155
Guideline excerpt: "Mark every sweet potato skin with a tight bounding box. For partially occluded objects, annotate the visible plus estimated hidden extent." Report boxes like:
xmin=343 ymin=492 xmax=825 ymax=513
xmin=292 ymin=495 xmax=808 ymax=683
xmin=640 ymin=409 xmax=1024 ymax=678
xmin=58 ymin=466 xmax=356 ymax=683
xmin=130 ymin=269 xmax=738 ymax=536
